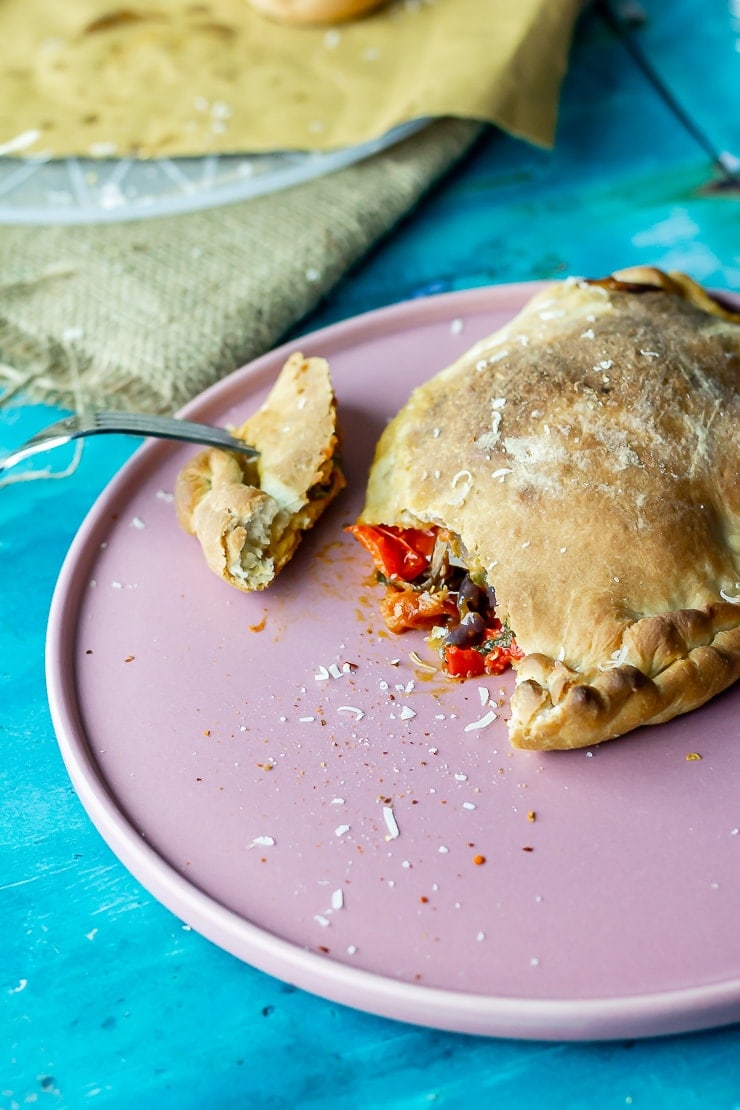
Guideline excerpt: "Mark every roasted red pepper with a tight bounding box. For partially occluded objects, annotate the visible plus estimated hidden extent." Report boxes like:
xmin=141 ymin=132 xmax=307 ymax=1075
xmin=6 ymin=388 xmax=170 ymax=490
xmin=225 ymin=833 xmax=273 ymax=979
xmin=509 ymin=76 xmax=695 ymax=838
xmin=347 ymin=524 xmax=437 ymax=582
xmin=443 ymin=645 xmax=487 ymax=678
xmin=482 ymin=642 xmax=524 ymax=674
xmin=444 ymin=640 xmax=524 ymax=678
xmin=380 ymin=586 xmax=458 ymax=634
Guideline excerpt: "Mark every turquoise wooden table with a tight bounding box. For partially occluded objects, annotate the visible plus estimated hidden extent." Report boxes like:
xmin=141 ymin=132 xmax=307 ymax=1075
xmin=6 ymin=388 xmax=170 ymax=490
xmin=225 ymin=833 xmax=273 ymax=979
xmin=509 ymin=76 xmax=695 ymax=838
xmin=3 ymin=2 xmax=740 ymax=1106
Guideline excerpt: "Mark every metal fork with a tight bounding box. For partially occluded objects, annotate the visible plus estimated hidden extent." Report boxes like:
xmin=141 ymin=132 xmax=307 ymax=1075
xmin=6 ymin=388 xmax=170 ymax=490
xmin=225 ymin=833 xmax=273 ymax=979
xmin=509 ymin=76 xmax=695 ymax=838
xmin=0 ymin=410 xmax=259 ymax=472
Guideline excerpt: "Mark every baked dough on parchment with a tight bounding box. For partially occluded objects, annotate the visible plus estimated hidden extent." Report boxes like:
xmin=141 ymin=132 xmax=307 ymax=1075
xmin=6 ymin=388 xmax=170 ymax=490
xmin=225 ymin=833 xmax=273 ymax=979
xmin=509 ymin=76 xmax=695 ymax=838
xmin=176 ymin=352 xmax=344 ymax=590
xmin=357 ymin=268 xmax=740 ymax=750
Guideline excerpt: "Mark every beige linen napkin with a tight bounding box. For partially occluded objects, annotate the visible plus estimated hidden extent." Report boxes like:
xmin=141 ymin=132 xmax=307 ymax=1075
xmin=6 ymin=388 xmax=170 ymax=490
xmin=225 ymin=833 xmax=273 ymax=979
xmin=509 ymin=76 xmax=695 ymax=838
xmin=0 ymin=119 xmax=482 ymax=413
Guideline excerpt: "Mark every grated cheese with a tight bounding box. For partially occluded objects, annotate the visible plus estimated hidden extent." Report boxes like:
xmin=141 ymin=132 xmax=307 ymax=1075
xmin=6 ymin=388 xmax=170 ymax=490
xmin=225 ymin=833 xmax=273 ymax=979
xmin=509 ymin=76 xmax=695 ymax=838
xmin=410 ymin=651 xmax=437 ymax=673
xmin=383 ymin=806 xmax=400 ymax=840
xmin=464 ymin=710 xmax=498 ymax=732
xmin=598 ymin=644 xmax=630 ymax=670
xmin=338 ymin=705 xmax=365 ymax=721
xmin=488 ymin=349 xmax=510 ymax=364
xmin=448 ymin=469 xmax=473 ymax=506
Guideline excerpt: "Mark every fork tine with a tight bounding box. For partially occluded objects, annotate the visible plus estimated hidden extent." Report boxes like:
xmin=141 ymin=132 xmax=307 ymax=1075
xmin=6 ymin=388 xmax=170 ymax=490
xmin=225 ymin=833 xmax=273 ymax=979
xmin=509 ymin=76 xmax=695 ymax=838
xmin=0 ymin=429 xmax=75 ymax=469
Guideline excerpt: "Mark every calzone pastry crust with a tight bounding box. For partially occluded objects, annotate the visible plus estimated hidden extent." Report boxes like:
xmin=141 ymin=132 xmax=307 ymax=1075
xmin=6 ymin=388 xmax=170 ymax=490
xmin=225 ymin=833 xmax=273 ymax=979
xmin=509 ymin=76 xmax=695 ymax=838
xmin=353 ymin=268 xmax=740 ymax=750
xmin=176 ymin=352 xmax=344 ymax=590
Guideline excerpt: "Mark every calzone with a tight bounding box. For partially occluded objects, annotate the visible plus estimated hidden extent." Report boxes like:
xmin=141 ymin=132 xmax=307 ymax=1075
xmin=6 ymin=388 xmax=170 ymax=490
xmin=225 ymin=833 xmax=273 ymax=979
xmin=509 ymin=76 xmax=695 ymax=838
xmin=350 ymin=268 xmax=740 ymax=750
xmin=176 ymin=352 xmax=344 ymax=591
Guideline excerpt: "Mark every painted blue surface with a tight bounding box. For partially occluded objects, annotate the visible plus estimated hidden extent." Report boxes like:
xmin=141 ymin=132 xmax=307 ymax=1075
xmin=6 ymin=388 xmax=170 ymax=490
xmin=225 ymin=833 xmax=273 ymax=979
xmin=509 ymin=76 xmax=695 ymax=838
xmin=3 ymin=2 xmax=740 ymax=1107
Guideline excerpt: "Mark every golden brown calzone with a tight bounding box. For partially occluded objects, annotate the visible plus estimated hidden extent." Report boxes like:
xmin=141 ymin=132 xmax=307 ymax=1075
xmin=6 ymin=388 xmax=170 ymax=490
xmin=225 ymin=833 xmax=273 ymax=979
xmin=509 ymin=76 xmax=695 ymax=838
xmin=355 ymin=268 xmax=740 ymax=750
xmin=176 ymin=352 xmax=344 ymax=591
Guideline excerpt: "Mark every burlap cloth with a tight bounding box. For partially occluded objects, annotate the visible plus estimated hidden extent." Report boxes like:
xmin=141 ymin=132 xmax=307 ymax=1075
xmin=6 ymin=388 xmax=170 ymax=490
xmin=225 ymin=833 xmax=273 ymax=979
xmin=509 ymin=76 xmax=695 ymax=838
xmin=0 ymin=119 xmax=483 ymax=414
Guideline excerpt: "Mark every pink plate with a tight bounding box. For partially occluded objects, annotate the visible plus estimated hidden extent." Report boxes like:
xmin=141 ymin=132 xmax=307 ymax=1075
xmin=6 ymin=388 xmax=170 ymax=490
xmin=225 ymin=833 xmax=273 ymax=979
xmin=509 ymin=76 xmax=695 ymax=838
xmin=47 ymin=283 xmax=740 ymax=1041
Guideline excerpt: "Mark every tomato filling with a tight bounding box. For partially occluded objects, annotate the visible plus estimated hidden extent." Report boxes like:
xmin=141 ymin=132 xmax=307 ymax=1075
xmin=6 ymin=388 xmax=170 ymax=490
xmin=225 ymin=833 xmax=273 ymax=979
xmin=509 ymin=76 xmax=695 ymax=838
xmin=347 ymin=523 xmax=523 ymax=678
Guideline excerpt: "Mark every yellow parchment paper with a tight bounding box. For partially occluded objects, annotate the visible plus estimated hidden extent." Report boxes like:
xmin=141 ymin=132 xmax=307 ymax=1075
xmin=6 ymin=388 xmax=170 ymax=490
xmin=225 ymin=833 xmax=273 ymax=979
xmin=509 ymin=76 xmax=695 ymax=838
xmin=0 ymin=0 xmax=581 ymax=159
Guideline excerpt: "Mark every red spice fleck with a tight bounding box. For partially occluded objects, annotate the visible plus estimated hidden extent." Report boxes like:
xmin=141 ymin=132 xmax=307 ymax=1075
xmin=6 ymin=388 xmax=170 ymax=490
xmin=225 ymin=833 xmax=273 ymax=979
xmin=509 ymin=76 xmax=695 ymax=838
xmin=420 ymin=896 xmax=429 ymax=903
xmin=473 ymin=854 xmax=486 ymax=866
xmin=124 ymin=655 xmax=135 ymax=663
xmin=318 ymin=945 xmax=330 ymax=954
xmin=522 ymin=846 xmax=534 ymax=852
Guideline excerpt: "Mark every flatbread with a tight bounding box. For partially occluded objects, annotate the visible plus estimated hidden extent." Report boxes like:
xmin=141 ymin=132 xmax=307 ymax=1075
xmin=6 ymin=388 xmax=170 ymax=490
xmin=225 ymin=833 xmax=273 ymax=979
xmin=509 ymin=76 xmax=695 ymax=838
xmin=0 ymin=0 xmax=578 ymax=158
xmin=355 ymin=268 xmax=740 ymax=750
xmin=176 ymin=351 xmax=344 ymax=590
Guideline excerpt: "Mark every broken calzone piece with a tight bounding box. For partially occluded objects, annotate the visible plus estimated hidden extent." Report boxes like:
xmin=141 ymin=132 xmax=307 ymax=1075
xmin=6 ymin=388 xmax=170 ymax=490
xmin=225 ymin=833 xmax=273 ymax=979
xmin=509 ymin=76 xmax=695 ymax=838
xmin=350 ymin=268 xmax=740 ymax=750
xmin=176 ymin=351 xmax=345 ymax=590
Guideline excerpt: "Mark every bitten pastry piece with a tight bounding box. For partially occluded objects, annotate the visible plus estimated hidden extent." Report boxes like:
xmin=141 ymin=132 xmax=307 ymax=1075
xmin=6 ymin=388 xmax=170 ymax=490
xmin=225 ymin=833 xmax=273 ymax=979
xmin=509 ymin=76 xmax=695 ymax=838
xmin=353 ymin=268 xmax=740 ymax=750
xmin=176 ymin=352 xmax=345 ymax=591
xmin=246 ymin=0 xmax=387 ymax=23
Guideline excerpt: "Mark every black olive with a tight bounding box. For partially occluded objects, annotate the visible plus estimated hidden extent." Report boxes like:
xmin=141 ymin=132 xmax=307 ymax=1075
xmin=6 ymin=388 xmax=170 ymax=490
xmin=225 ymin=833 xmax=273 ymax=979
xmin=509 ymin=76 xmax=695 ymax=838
xmin=486 ymin=584 xmax=497 ymax=611
xmin=445 ymin=611 xmax=486 ymax=646
xmin=457 ymin=574 xmax=486 ymax=615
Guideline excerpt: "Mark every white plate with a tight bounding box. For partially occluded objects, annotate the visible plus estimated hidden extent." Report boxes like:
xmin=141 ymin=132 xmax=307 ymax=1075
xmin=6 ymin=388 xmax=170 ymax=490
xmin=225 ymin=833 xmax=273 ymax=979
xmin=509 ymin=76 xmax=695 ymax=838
xmin=0 ymin=120 xmax=426 ymax=225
